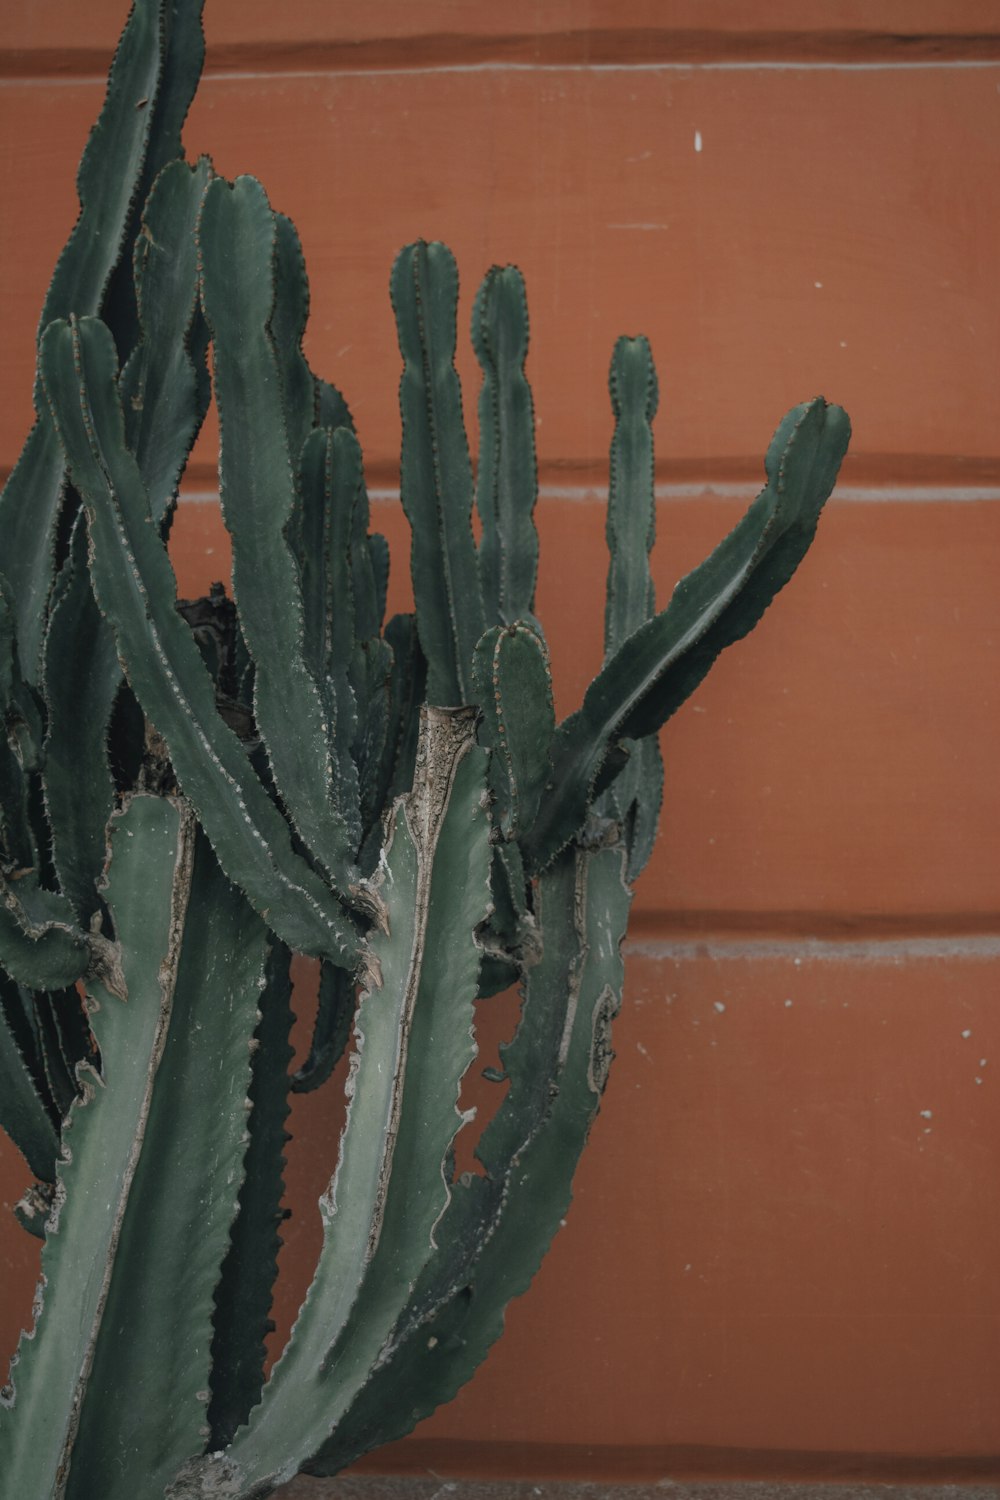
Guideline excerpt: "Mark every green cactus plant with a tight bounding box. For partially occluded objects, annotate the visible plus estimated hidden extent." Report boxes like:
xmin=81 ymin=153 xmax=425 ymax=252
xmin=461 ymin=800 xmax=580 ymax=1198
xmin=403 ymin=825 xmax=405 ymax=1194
xmin=0 ymin=3 xmax=851 ymax=1497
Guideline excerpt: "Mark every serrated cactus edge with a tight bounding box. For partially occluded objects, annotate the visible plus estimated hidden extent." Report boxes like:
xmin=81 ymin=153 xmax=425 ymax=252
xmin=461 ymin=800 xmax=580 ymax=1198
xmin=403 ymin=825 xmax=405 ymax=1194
xmin=0 ymin=3 xmax=851 ymax=1497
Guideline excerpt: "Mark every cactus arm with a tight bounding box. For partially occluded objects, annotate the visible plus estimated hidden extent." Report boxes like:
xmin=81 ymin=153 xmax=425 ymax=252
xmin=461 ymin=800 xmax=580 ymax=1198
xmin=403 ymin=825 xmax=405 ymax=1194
xmin=472 ymin=266 xmax=540 ymax=626
xmin=296 ymin=426 xmax=344 ymax=689
xmin=391 ymin=241 xmax=486 ymax=706
xmin=180 ymin=708 xmax=492 ymax=1498
xmin=0 ymin=0 xmax=203 ymax=684
xmin=0 ymin=723 xmax=37 ymax=879
xmin=39 ymin=315 xmax=360 ymax=967
xmin=524 ymin=397 xmax=851 ymax=870
xmin=350 ymin=637 xmax=394 ymax=840
xmin=0 ymin=576 xmax=44 ymax=775
xmin=97 ymin=0 xmax=206 ymax=360
xmin=63 ymin=825 xmax=273 ymax=1500
xmin=208 ymin=940 xmax=294 ymax=1446
xmin=198 ymin=175 xmax=360 ymax=883
xmin=596 ymin=335 xmax=664 ymax=879
xmin=291 ymin=961 xmax=356 ymax=1095
xmin=43 ymin=0 xmax=203 ymax=350
xmin=476 ymin=839 xmax=537 ymax=998
xmin=0 ymin=584 xmax=43 ymax=879
xmin=0 ymin=795 xmax=194 ymax=1500
xmin=29 ymin=990 xmax=80 ymax=1127
xmin=271 ymin=216 xmax=356 ymax=527
xmin=380 ymin=613 xmax=427 ymax=807
xmin=295 ymin=426 xmax=364 ymax=847
xmin=0 ymin=425 xmax=66 ymax=687
xmin=45 ymin=161 xmax=213 ymax=922
xmin=306 ymin=842 xmax=631 ymax=1473
xmin=29 ymin=988 xmax=96 ymax=1132
xmin=366 ymin=534 xmax=390 ymax=636
xmin=0 ymin=876 xmax=111 ymax=996
xmin=0 ymin=976 xmax=59 ymax=1185
xmin=119 ymin=155 xmax=214 ymax=529
xmin=315 ymin=378 xmax=355 ymax=434
xmin=41 ymin=519 xmax=118 ymax=921
xmin=356 ymin=615 xmax=426 ymax=875
xmin=471 ymin=622 xmax=555 ymax=842
xmin=270 ymin=213 xmax=317 ymax=483
xmin=0 ymin=981 xmax=54 ymax=1123
xmin=602 ymin=336 xmax=659 ymax=655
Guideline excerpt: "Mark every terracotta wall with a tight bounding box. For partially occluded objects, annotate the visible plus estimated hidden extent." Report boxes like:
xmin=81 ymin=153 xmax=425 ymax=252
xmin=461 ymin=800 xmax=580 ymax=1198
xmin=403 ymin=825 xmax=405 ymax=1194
xmin=1 ymin=1 xmax=998 ymax=1485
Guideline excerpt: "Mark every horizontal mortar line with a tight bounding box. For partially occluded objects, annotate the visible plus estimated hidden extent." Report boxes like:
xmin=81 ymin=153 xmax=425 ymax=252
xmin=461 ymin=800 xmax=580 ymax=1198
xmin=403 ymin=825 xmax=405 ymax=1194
xmin=170 ymin=483 xmax=1000 ymax=506
xmin=192 ymin=59 xmax=1000 ymax=78
xmin=623 ymin=934 xmax=1000 ymax=964
xmin=5 ymin=56 xmax=1000 ymax=87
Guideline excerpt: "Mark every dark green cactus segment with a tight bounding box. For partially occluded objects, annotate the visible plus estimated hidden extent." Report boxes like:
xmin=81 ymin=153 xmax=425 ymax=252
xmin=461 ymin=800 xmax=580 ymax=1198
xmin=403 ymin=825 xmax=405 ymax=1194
xmin=298 ymin=425 xmax=363 ymax=684
xmin=0 ymin=795 xmax=192 ymax=1500
xmin=607 ymin=734 xmax=664 ymax=881
xmin=597 ymin=335 xmax=663 ymax=880
xmin=209 ymin=939 xmax=294 ymax=1447
xmin=472 ymin=265 xmax=540 ymax=626
xmin=350 ymin=637 xmax=394 ymax=838
xmin=295 ymin=427 xmax=337 ymax=687
xmin=36 ymin=0 xmax=166 ymax=337
xmin=294 ymin=424 xmax=382 ymax=692
xmin=99 ymin=0 xmax=207 ymax=361
xmin=524 ymin=397 xmax=851 ymax=870
xmin=271 ymin=219 xmax=357 ymax=498
xmin=32 ymin=989 xmax=81 ymax=1125
xmin=294 ymin=426 xmax=364 ymax=848
xmin=477 ymin=840 xmax=538 ymax=998
xmin=380 ymin=613 xmax=427 ymax=806
xmin=0 ymin=877 xmax=93 ymax=995
xmin=0 ymin=576 xmax=44 ymax=777
xmin=315 ymin=378 xmax=355 ymax=434
xmin=0 ymin=580 xmax=43 ymax=878
xmin=391 ymin=241 xmax=486 ymax=706
xmin=44 ymin=0 xmax=204 ymax=354
xmin=198 ymin=174 xmax=360 ymax=886
xmin=33 ymin=985 xmax=97 ymax=1126
xmin=210 ymin=709 xmax=492 ymax=1499
xmin=349 ymin=485 xmax=382 ymax=651
xmin=305 ymin=843 xmax=631 ymax=1476
xmin=271 ymin=212 xmax=317 ymax=477
xmin=291 ymin=960 xmax=355 ymax=1093
xmin=0 ymin=0 xmax=202 ymax=685
xmin=42 ymin=520 xmax=118 ymax=921
xmin=0 ymin=726 xmax=36 ymax=878
xmin=0 ymin=976 xmax=55 ymax=1127
xmin=0 ymin=977 xmax=59 ymax=1185
xmin=67 ymin=822 xmax=274 ymax=1500
xmin=383 ymin=614 xmax=426 ymax=790
xmin=603 ymin=335 xmax=658 ymax=654
xmin=39 ymin=314 xmax=360 ymax=967
xmin=0 ymin=426 xmax=65 ymax=687
xmin=355 ymin=615 xmax=426 ymax=875
xmin=472 ymin=622 xmax=555 ymax=841
xmin=119 ymin=155 xmax=214 ymax=528
xmin=366 ymin=534 xmax=390 ymax=635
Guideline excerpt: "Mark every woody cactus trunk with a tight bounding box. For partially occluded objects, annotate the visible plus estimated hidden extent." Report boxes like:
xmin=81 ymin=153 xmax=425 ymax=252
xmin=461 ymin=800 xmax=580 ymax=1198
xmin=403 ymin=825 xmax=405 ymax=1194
xmin=0 ymin=3 xmax=850 ymax=1497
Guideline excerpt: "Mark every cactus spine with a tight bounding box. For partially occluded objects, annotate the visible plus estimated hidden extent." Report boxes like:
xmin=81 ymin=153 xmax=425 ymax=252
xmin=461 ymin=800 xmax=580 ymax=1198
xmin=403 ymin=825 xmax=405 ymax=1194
xmin=0 ymin=3 xmax=851 ymax=1497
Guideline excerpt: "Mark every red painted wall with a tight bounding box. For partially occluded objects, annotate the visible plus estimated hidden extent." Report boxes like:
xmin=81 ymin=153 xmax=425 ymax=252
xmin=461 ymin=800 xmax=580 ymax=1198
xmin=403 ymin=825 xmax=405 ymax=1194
xmin=1 ymin=2 xmax=998 ymax=1484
